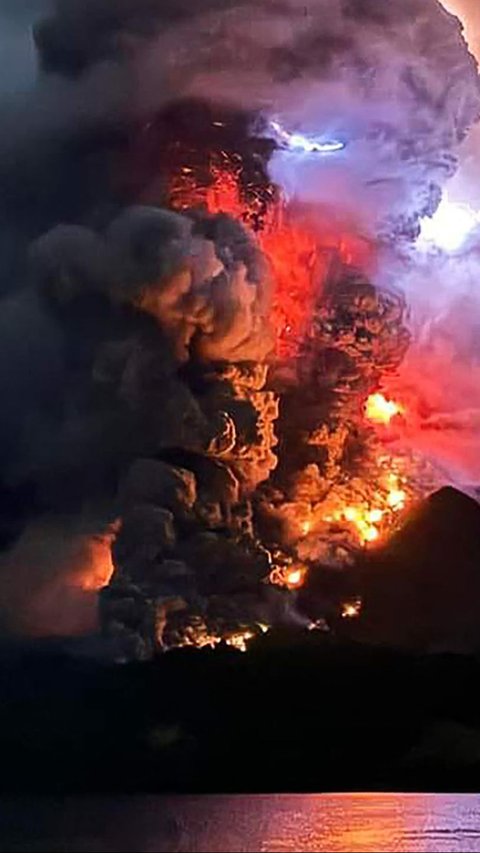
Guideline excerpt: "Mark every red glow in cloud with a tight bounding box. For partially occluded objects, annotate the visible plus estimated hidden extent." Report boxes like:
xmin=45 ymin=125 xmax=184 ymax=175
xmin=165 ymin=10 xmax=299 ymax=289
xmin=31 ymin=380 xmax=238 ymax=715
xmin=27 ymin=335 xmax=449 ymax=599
xmin=365 ymin=393 xmax=405 ymax=426
xmin=169 ymin=161 xmax=373 ymax=358
xmin=380 ymin=337 xmax=480 ymax=482
xmin=258 ymin=204 xmax=373 ymax=358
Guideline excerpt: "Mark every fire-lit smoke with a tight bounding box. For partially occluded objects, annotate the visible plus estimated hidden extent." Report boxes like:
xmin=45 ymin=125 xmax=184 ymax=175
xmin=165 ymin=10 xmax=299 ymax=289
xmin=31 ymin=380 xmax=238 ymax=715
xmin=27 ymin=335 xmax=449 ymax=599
xmin=0 ymin=519 xmax=116 ymax=636
xmin=380 ymin=3 xmax=480 ymax=483
xmin=373 ymin=238 xmax=480 ymax=483
xmin=0 ymin=0 xmax=478 ymax=650
xmin=33 ymin=206 xmax=274 ymax=365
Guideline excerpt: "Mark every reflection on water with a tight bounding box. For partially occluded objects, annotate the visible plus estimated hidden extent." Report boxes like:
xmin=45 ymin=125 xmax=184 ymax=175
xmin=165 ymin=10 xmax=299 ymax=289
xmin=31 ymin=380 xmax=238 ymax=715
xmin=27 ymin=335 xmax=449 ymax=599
xmin=1 ymin=794 xmax=480 ymax=852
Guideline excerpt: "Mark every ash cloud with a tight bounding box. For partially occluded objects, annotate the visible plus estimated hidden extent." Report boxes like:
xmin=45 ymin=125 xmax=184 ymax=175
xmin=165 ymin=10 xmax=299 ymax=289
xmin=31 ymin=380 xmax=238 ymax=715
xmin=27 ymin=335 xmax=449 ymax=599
xmin=368 ymin=0 xmax=480 ymax=483
xmin=0 ymin=204 xmax=274 ymax=638
xmin=0 ymin=0 xmax=478 ymax=641
xmin=357 ymin=1 xmax=480 ymax=486
xmin=29 ymin=0 xmax=480 ymax=237
xmin=0 ymin=0 xmax=474 ymax=263
xmin=33 ymin=206 xmax=273 ymax=362
xmin=439 ymin=1 xmax=480 ymax=207
xmin=375 ymin=244 xmax=480 ymax=484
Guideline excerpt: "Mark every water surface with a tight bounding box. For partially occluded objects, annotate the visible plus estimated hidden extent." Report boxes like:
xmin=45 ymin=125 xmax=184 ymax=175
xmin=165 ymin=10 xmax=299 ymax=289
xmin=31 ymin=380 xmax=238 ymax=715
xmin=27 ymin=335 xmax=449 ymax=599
xmin=2 ymin=793 xmax=480 ymax=852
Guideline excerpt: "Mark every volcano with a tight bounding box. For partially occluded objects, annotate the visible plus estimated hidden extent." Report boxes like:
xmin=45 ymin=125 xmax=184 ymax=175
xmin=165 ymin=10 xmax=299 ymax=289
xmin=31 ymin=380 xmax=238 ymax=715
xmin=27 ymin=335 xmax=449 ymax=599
xmin=0 ymin=0 xmax=478 ymax=657
xmin=351 ymin=487 xmax=480 ymax=652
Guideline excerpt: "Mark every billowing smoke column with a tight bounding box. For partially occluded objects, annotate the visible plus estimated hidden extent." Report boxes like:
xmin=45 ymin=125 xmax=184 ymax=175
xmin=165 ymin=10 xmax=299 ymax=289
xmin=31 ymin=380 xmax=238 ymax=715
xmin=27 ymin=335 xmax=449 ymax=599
xmin=0 ymin=0 xmax=479 ymax=653
xmin=371 ymin=0 xmax=480 ymax=485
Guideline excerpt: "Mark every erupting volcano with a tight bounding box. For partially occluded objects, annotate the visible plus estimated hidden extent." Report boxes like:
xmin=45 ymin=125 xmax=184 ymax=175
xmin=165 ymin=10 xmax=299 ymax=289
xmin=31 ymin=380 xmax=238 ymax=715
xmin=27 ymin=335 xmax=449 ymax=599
xmin=0 ymin=0 xmax=479 ymax=659
xmin=95 ymin=106 xmax=468 ymax=655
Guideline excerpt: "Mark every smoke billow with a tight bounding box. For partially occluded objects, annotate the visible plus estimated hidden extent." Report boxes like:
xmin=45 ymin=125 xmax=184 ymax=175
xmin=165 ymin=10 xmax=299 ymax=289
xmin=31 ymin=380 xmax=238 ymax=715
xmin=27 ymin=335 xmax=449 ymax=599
xmin=352 ymin=3 xmax=480 ymax=482
xmin=0 ymin=0 xmax=479 ymax=646
xmin=33 ymin=205 xmax=273 ymax=364
xmin=373 ymin=243 xmax=480 ymax=483
xmin=0 ymin=198 xmax=277 ymax=641
xmin=435 ymin=1 xmax=480 ymax=209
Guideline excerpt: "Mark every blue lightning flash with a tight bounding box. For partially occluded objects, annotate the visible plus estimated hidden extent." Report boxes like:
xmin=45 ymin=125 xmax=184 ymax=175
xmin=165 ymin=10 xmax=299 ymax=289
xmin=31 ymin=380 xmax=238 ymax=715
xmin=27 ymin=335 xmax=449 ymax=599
xmin=269 ymin=120 xmax=345 ymax=154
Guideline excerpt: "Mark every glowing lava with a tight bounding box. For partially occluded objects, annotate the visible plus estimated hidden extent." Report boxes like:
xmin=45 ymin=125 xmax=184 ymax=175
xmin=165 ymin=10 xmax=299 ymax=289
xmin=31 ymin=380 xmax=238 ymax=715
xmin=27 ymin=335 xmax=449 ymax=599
xmin=365 ymin=393 xmax=404 ymax=425
xmin=270 ymin=562 xmax=308 ymax=590
xmin=175 ymin=624 xmax=265 ymax=652
xmin=286 ymin=568 xmax=305 ymax=587
xmin=333 ymin=505 xmax=382 ymax=544
xmin=316 ymin=465 xmax=411 ymax=548
xmin=387 ymin=488 xmax=407 ymax=511
xmin=342 ymin=599 xmax=362 ymax=619
xmin=225 ymin=631 xmax=256 ymax=652
xmin=71 ymin=527 xmax=118 ymax=592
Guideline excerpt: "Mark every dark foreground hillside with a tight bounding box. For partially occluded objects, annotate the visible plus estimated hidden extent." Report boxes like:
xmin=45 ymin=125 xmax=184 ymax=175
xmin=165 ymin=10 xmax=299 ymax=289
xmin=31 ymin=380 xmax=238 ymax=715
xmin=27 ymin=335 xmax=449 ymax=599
xmin=2 ymin=633 xmax=480 ymax=794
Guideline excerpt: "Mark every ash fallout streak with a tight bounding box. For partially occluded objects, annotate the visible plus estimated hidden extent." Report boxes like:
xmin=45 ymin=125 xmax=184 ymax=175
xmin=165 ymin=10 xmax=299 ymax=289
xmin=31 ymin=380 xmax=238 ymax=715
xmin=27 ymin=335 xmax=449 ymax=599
xmin=0 ymin=0 xmax=478 ymax=656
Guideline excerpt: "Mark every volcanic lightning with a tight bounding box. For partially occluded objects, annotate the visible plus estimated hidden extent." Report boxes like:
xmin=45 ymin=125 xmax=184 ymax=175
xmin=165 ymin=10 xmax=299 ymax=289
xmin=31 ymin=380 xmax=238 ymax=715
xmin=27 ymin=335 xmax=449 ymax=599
xmin=269 ymin=120 xmax=346 ymax=155
xmin=418 ymin=195 xmax=480 ymax=253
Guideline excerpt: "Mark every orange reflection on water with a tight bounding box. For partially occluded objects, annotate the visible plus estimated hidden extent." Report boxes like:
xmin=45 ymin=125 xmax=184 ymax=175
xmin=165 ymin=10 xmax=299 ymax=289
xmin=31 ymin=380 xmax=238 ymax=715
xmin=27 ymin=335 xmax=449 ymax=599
xmin=257 ymin=793 xmax=473 ymax=853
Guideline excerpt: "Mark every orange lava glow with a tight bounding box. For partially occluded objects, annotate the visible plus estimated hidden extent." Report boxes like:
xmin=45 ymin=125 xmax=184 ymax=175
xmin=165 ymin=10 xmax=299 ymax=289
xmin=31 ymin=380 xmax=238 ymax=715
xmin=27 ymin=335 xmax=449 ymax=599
xmin=342 ymin=599 xmax=362 ymax=619
xmin=225 ymin=631 xmax=256 ymax=652
xmin=328 ymin=504 xmax=382 ymax=545
xmin=72 ymin=526 xmax=118 ymax=592
xmin=365 ymin=393 xmax=405 ymax=425
xmin=179 ymin=626 xmax=263 ymax=652
xmin=269 ymin=561 xmax=309 ymax=590
xmin=387 ymin=488 xmax=407 ymax=511
xmin=323 ymin=469 xmax=409 ymax=546
xmin=286 ymin=568 xmax=305 ymax=587
xmin=288 ymin=461 xmax=413 ymax=555
xmin=263 ymin=219 xmax=326 ymax=358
